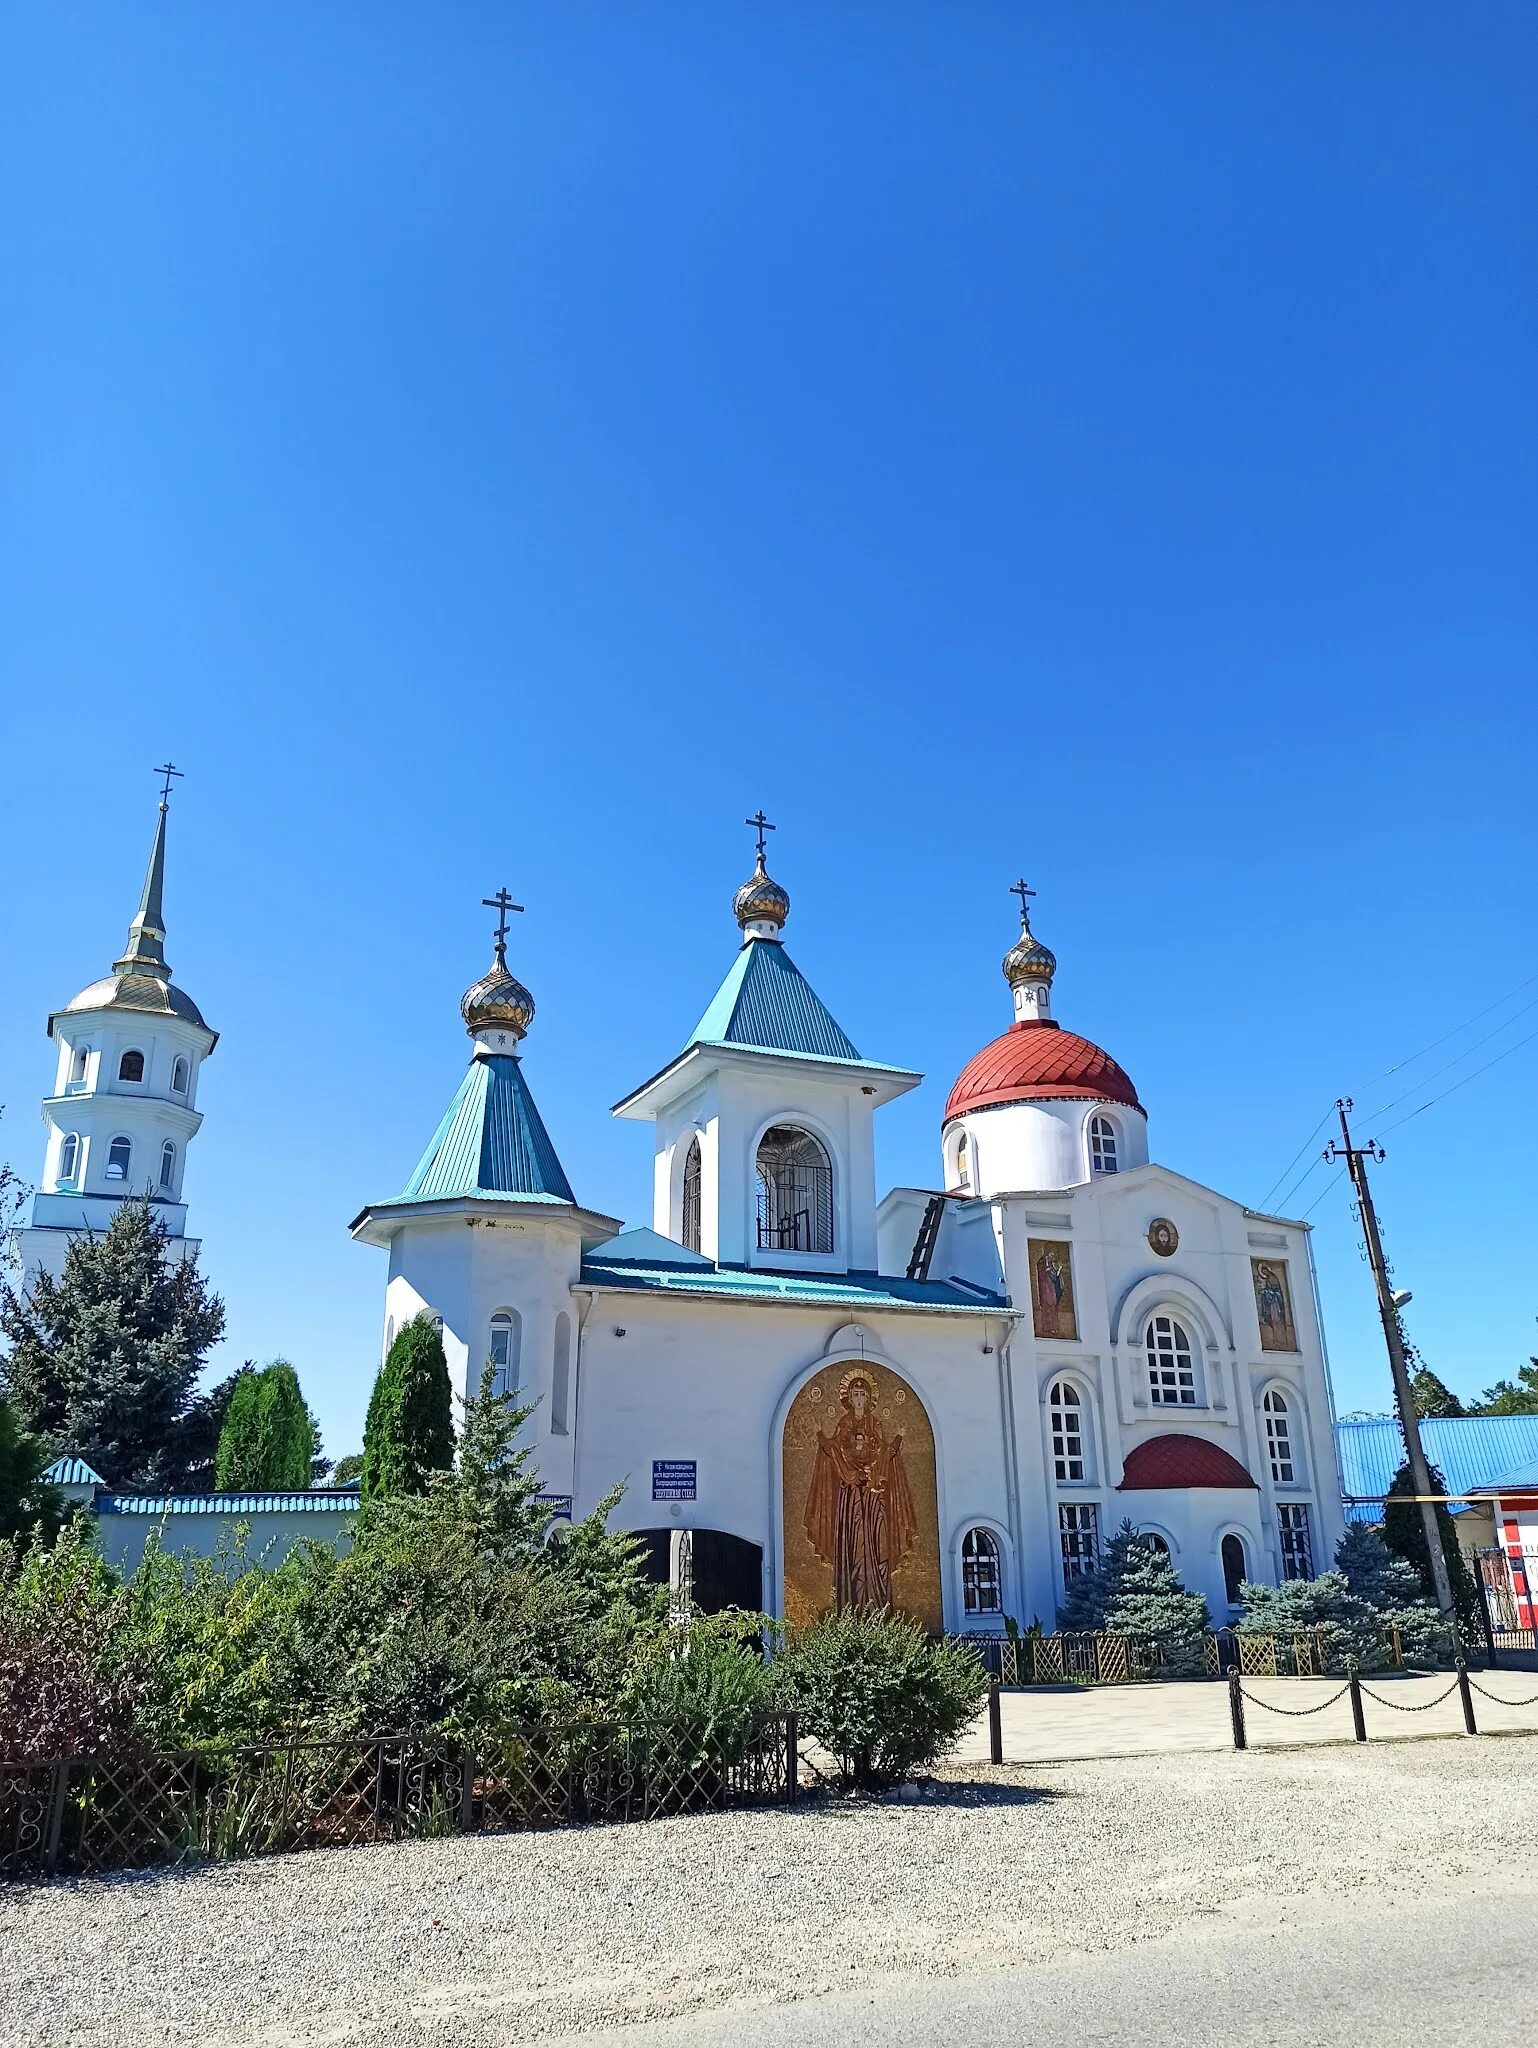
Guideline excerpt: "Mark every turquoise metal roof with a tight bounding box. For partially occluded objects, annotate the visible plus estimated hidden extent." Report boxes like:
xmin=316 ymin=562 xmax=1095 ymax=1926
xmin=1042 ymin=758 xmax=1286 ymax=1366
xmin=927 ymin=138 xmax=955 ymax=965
xmin=578 ymin=1256 xmax=1004 ymax=1314
xmin=97 ymin=1489 xmax=360 ymax=1515
xmin=44 ymin=1454 xmax=106 ymax=1488
xmin=1336 ymin=1415 xmax=1538 ymax=1520
xmin=688 ymin=938 xmax=863 ymax=1063
xmin=585 ymin=1226 xmax=714 ymax=1268
xmin=386 ymin=1052 xmax=576 ymax=1207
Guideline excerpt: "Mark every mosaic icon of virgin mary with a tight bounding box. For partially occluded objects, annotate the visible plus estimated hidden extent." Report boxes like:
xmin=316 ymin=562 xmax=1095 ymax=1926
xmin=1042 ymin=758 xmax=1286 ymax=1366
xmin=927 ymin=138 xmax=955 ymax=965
xmin=803 ymin=1370 xmax=917 ymax=1610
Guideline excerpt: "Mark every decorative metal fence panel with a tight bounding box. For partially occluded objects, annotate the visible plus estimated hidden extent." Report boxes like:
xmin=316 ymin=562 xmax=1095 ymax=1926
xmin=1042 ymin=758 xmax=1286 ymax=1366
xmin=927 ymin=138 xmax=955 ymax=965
xmin=0 ymin=1716 xmax=797 ymax=1884
xmin=955 ymin=1632 xmax=1158 ymax=1687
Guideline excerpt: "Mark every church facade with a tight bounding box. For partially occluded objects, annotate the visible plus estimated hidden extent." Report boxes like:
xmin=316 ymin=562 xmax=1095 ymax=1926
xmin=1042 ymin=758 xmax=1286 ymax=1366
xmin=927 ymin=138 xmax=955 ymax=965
xmin=353 ymin=838 xmax=1346 ymax=1632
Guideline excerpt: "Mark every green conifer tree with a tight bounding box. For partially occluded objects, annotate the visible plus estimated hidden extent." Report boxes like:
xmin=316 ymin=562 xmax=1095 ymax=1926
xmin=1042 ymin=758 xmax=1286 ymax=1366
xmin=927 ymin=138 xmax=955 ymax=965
xmin=360 ymin=1315 xmax=454 ymax=1500
xmin=214 ymin=1360 xmax=318 ymax=1490
xmin=0 ymin=1391 xmax=61 ymax=1545
xmin=0 ymin=1198 xmax=226 ymax=1488
xmin=1100 ymin=1529 xmax=1212 ymax=1675
xmin=1410 ymin=1367 xmax=1465 ymax=1419
xmin=1382 ymin=1457 xmax=1479 ymax=1630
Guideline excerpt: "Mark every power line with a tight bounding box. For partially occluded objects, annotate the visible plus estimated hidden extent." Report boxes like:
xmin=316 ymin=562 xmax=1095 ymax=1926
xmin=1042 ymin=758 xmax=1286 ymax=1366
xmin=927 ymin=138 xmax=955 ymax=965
xmin=1373 ymin=1019 xmax=1538 ymax=1140
xmin=1257 ymin=1106 xmax=1337 ymax=1211
xmin=1365 ymin=991 xmax=1538 ymax=1123
xmin=1375 ymin=967 xmax=1538 ymax=1081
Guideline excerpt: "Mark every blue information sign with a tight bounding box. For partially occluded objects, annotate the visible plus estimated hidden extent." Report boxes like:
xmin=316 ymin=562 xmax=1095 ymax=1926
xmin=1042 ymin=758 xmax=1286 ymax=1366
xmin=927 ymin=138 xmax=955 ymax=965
xmin=652 ymin=1459 xmax=697 ymax=1502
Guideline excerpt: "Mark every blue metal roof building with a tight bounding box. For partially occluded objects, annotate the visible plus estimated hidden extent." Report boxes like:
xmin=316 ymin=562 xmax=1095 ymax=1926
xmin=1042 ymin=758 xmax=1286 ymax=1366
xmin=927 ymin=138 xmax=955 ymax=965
xmin=1335 ymin=1415 xmax=1538 ymax=1520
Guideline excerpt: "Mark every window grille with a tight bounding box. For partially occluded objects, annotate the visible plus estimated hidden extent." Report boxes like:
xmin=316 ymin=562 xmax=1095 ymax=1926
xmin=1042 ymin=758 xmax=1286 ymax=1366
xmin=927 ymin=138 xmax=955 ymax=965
xmin=681 ymin=1138 xmax=702 ymax=1254
xmin=1263 ymin=1389 xmax=1295 ymax=1484
xmin=1089 ymin=1115 xmax=1118 ymax=1175
xmin=1050 ymin=1380 xmax=1087 ymax=1481
xmin=961 ymin=1528 xmax=1002 ymax=1614
xmin=1059 ymin=1502 xmax=1100 ymax=1586
xmin=754 ymin=1126 xmax=833 ymax=1254
xmin=1146 ymin=1315 xmax=1196 ymax=1405
xmin=1278 ymin=1504 xmax=1313 ymax=1580
xmin=118 ymin=1049 xmax=145 ymax=1083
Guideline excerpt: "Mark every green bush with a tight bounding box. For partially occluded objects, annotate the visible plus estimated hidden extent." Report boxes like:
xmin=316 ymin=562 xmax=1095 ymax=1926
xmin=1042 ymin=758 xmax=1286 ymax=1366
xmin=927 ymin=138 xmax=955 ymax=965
xmin=1238 ymin=1571 xmax=1385 ymax=1671
xmin=361 ymin=1315 xmax=454 ymax=1501
xmin=215 ymin=1361 xmax=319 ymax=1491
xmin=1334 ymin=1523 xmax=1453 ymax=1667
xmin=1057 ymin=1520 xmax=1210 ymax=1674
xmin=772 ymin=1608 xmax=987 ymax=1789
xmin=623 ymin=1611 xmax=774 ymax=1761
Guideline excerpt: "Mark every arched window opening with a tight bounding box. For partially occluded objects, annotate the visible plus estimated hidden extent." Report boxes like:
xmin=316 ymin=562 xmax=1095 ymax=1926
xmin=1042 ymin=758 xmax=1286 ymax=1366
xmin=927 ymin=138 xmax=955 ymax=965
xmin=105 ymin=1136 xmax=132 ymax=1182
xmin=955 ymin=1132 xmax=971 ymax=1192
xmin=1146 ymin=1314 xmax=1196 ymax=1406
xmin=754 ymin=1125 xmax=833 ymax=1254
xmin=1089 ymin=1115 xmax=1119 ymax=1176
xmin=961 ymin=1528 xmax=1002 ymax=1615
xmin=551 ymin=1313 xmax=572 ymax=1435
xmin=58 ymin=1133 xmax=80 ymax=1183
xmin=118 ymin=1049 xmax=145 ymax=1084
xmin=1142 ymin=1531 xmax=1172 ymax=1559
xmin=1222 ymin=1533 xmax=1247 ymax=1607
xmin=172 ymin=1056 xmax=190 ymax=1094
xmin=488 ymin=1310 xmax=521 ymax=1401
xmin=1264 ymin=1389 xmax=1296 ymax=1485
xmin=70 ymin=1047 xmax=88 ymax=1085
xmin=681 ymin=1137 xmax=702 ymax=1254
xmin=158 ymin=1141 xmax=176 ymax=1191
xmin=1049 ymin=1379 xmax=1089 ymax=1482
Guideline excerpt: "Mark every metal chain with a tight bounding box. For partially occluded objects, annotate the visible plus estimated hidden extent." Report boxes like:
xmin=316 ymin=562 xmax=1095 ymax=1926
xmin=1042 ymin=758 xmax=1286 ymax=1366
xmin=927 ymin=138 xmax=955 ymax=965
xmin=1466 ymin=1678 xmax=1538 ymax=1709
xmin=1356 ymin=1679 xmax=1461 ymax=1712
xmin=1238 ymin=1682 xmax=1352 ymax=1717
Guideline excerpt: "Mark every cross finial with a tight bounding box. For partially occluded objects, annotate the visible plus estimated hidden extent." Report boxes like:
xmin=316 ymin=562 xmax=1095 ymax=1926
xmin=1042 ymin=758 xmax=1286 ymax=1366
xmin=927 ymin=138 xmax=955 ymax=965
xmin=481 ymin=886 xmax=524 ymax=962
xmin=745 ymin=809 xmax=775 ymax=865
xmin=155 ymin=762 xmax=184 ymax=807
xmin=1010 ymin=877 xmax=1036 ymax=919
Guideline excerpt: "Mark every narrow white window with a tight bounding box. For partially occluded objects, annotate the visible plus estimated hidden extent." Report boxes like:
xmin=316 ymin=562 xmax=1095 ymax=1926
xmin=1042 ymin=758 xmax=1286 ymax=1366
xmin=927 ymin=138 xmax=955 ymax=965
xmin=1278 ymin=1504 xmax=1314 ymax=1580
xmin=1222 ymin=1533 xmax=1247 ymax=1607
xmin=172 ymin=1056 xmax=190 ymax=1094
xmin=58 ymin=1132 xmax=81 ymax=1183
xmin=106 ymin=1136 xmax=132 ymax=1182
xmin=118 ymin=1049 xmax=145 ymax=1084
xmin=70 ymin=1047 xmax=88 ymax=1086
xmin=551 ymin=1313 xmax=572 ymax=1435
xmin=1059 ymin=1502 xmax=1100 ymax=1586
xmin=488 ymin=1309 xmax=520 ymax=1400
xmin=955 ymin=1132 xmax=971 ymax=1191
xmin=681 ymin=1137 xmax=702 ymax=1253
xmin=1089 ymin=1115 xmax=1119 ymax=1176
xmin=961 ymin=1528 xmax=1002 ymax=1614
xmin=1264 ymin=1389 xmax=1296 ymax=1485
xmin=1146 ymin=1315 xmax=1196 ymax=1405
xmin=1049 ymin=1379 xmax=1088 ymax=1482
xmin=158 ymin=1141 xmax=176 ymax=1191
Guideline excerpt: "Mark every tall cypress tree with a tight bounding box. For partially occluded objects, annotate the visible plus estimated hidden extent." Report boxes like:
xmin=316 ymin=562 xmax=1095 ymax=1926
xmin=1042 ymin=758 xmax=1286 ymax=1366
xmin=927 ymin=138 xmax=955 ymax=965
xmin=0 ymin=1391 xmax=61 ymax=1545
xmin=361 ymin=1316 xmax=454 ymax=1501
xmin=0 ymin=1198 xmax=226 ymax=1488
xmin=1383 ymin=1457 xmax=1479 ymax=1628
xmin=214 ymin=1360 xmax=318 ymax=1490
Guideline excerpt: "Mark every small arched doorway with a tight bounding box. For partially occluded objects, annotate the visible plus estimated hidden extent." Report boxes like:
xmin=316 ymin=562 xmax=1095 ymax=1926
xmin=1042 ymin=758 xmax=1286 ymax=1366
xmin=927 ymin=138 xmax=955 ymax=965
xmin=631 ymin=1527 xmax=764 ymax=1613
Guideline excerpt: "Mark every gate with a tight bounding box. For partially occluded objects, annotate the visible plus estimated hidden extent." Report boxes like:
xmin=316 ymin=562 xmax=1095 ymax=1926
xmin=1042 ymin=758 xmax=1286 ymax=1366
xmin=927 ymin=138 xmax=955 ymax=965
xmin=1477 ymin=1546 xmax=1538 ymax=1654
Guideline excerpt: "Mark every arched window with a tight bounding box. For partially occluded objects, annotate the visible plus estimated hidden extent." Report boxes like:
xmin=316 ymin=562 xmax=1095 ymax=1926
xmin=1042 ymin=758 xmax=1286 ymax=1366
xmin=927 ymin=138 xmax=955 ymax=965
xmin=1146 ymin=1314 xmax=1196 ymax=1405
xmin=681 ymin=1137 xmax=702 ymax=1254
xmin=58 ymin=1132 xmax=80 ymax=1183
xmin=158 ymin=1141 xmax=176 ymax=1191
xmin=1263 ymin=1389 xmax=1296 ymax=1485
xmin=118 ymin=1049 xmax=145 ymax=1083
xmin=955 ymin=1132 xmax=971 ymax=1191
xmin=70 ymin=1046 xmax=88 ymax=1085
xmin=961 ymin=1528 xmax=1002 ymax=1615
xmin=1049 ymin=1379 xmax=1090 ymax=1482
xmin=754 ymin=1125 xmax=833 ymax=1254
xmin=488 ymin=1309 xmax=521 ymax=1401
xmin=1142 ymin=1530 xmax=1172 ymax=1559
xmin=1222 ymin=1533 xmax=1247 ymax=1606
xmin=1089 ymin=1114 xmax=1119 ymax=1176
xmin=106 ymin=1136 xmax=132 ymax=1182
xmin=171 ymin=1056 xmax=189 ymax=1094
xmin=551 ymin=1312 xmax=572 ymax=1435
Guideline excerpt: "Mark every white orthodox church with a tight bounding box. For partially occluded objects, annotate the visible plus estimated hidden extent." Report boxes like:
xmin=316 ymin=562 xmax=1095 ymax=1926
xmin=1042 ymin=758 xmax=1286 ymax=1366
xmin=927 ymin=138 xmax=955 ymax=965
xmin=350 ymin=830 xmax=1347 ymax=1632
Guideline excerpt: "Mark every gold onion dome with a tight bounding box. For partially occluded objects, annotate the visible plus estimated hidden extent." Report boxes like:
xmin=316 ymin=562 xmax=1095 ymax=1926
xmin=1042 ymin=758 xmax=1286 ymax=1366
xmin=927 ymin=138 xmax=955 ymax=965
xmin=733 ymin=855 xmax=790 ymax=932
xmin=461 ymin=945 xmax=535 ymax=1042
xmin=1003 ymin=909 xmax=1056 ymax=988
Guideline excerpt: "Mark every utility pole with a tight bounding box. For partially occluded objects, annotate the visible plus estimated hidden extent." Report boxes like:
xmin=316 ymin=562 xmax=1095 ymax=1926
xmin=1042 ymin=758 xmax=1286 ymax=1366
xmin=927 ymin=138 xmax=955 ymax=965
xmin=1325 ymin=1098 xmax=1458 ymax=1632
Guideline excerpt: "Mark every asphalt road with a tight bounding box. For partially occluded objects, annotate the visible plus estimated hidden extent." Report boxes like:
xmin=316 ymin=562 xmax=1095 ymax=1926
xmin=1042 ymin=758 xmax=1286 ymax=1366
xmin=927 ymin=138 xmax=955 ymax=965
xmin=544 ymin=1885 xmax=1538 ymax=2048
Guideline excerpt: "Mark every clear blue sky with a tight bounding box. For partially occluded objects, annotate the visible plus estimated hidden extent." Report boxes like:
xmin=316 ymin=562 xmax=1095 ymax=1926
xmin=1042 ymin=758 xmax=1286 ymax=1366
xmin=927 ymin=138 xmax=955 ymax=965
xmin=3 ymin=4 xmax=1535 ymax=1457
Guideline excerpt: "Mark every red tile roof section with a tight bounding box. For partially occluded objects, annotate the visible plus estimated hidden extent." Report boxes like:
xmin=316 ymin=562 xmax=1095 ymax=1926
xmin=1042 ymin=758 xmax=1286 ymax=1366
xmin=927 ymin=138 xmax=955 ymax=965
xmin=1117 ymin=1434 xmax=1258 ymax=1491
xmin=943 ymin=1020 xmax=1142 ymax=1122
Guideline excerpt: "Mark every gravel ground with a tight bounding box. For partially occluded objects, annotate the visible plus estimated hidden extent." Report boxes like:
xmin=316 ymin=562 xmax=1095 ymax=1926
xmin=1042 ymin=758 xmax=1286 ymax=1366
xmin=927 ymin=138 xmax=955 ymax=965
xmin=7 ymin=1736 xmax=1538 ymax=2048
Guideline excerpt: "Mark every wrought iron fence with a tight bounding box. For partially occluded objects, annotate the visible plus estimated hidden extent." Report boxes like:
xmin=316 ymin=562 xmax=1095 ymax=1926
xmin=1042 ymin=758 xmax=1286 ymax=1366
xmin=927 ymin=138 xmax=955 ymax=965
xmin=957 ymin=1626 xmax=1420 ymax=1687
xmin=1 ymin=1714 xmax=798 ymax=1883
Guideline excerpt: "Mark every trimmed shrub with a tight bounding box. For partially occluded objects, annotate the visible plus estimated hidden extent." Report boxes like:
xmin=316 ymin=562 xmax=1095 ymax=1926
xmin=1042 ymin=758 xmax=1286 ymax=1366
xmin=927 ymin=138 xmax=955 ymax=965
xmin=215 ymin=1361 xmax=318 ymax=1491
xmin=772 ymin=1608 xmax=987 ymax=1789
xmin=361 ymin=1316 xmax=454 ymax=1501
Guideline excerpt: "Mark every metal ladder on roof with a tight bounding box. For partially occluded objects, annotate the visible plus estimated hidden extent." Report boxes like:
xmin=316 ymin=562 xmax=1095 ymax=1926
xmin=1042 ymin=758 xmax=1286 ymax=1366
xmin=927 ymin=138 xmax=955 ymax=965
xmin=906 ymin=1193 xmax=947 ymax=1282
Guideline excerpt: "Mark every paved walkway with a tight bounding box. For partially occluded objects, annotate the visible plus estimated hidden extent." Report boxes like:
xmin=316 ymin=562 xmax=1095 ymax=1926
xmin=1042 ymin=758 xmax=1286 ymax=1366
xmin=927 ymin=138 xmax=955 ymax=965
xmin=949 ymin=1668 xmax=1538 ymax=1763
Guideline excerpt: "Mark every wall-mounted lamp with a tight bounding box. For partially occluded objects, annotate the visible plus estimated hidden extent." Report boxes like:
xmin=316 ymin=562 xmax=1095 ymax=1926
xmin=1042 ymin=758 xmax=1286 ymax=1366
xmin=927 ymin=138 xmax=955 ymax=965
xmin=614 ymin=1326 xmax=627 ymax=1338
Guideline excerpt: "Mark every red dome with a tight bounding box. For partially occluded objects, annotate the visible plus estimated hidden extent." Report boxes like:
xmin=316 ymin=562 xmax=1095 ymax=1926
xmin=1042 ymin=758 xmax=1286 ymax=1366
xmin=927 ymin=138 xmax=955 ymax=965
xmin=1117 ymin=1435 xmax=1257 ymax=1491
xmin=943 ymin=1020 xmax=1142 ymax=1123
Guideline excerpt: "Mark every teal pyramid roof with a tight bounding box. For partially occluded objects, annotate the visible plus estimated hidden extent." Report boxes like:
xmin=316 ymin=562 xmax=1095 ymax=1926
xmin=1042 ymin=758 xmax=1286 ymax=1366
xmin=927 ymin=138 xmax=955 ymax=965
xmin=393 ymin=1052 xmax=576 ymax=1206
xmin=688 ymin=937 xmax=862 ymax=1063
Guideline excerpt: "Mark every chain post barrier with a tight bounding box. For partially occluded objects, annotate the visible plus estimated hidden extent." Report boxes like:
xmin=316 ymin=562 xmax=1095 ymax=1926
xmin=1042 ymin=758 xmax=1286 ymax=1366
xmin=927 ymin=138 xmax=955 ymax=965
xmin=1455 ymin=1659 xmax=1477 ymax=1736
xmin=987 ymin=1676 xmax=1003 ymax=1765
xmin=1227 ymin=1667 xmax=1246 ymax=1750
xmin=1347 ymin=1660 xmax=1367 ymax=1743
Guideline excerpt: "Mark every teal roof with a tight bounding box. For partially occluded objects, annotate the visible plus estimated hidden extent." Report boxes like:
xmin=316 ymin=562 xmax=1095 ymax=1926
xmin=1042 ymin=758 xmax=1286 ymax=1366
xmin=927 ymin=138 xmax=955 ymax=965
xmin=688 ymin=938 xmax=863 ymax=1063
xmin=385 ymin=1052 xmax=576 ymax=1208
xmin=578 ymin=1256 xmax=1004 ymax=1315
xmin=97 ymin=1488 xmax=360 ymax=1515
xmin=45 ymin=1454 xmax=105 ymax=1488
xmin=1336 ymin=1416 xmax=1538 ymax=1521
xmin=585 ymin=1226 xmax=713 ymax=1268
